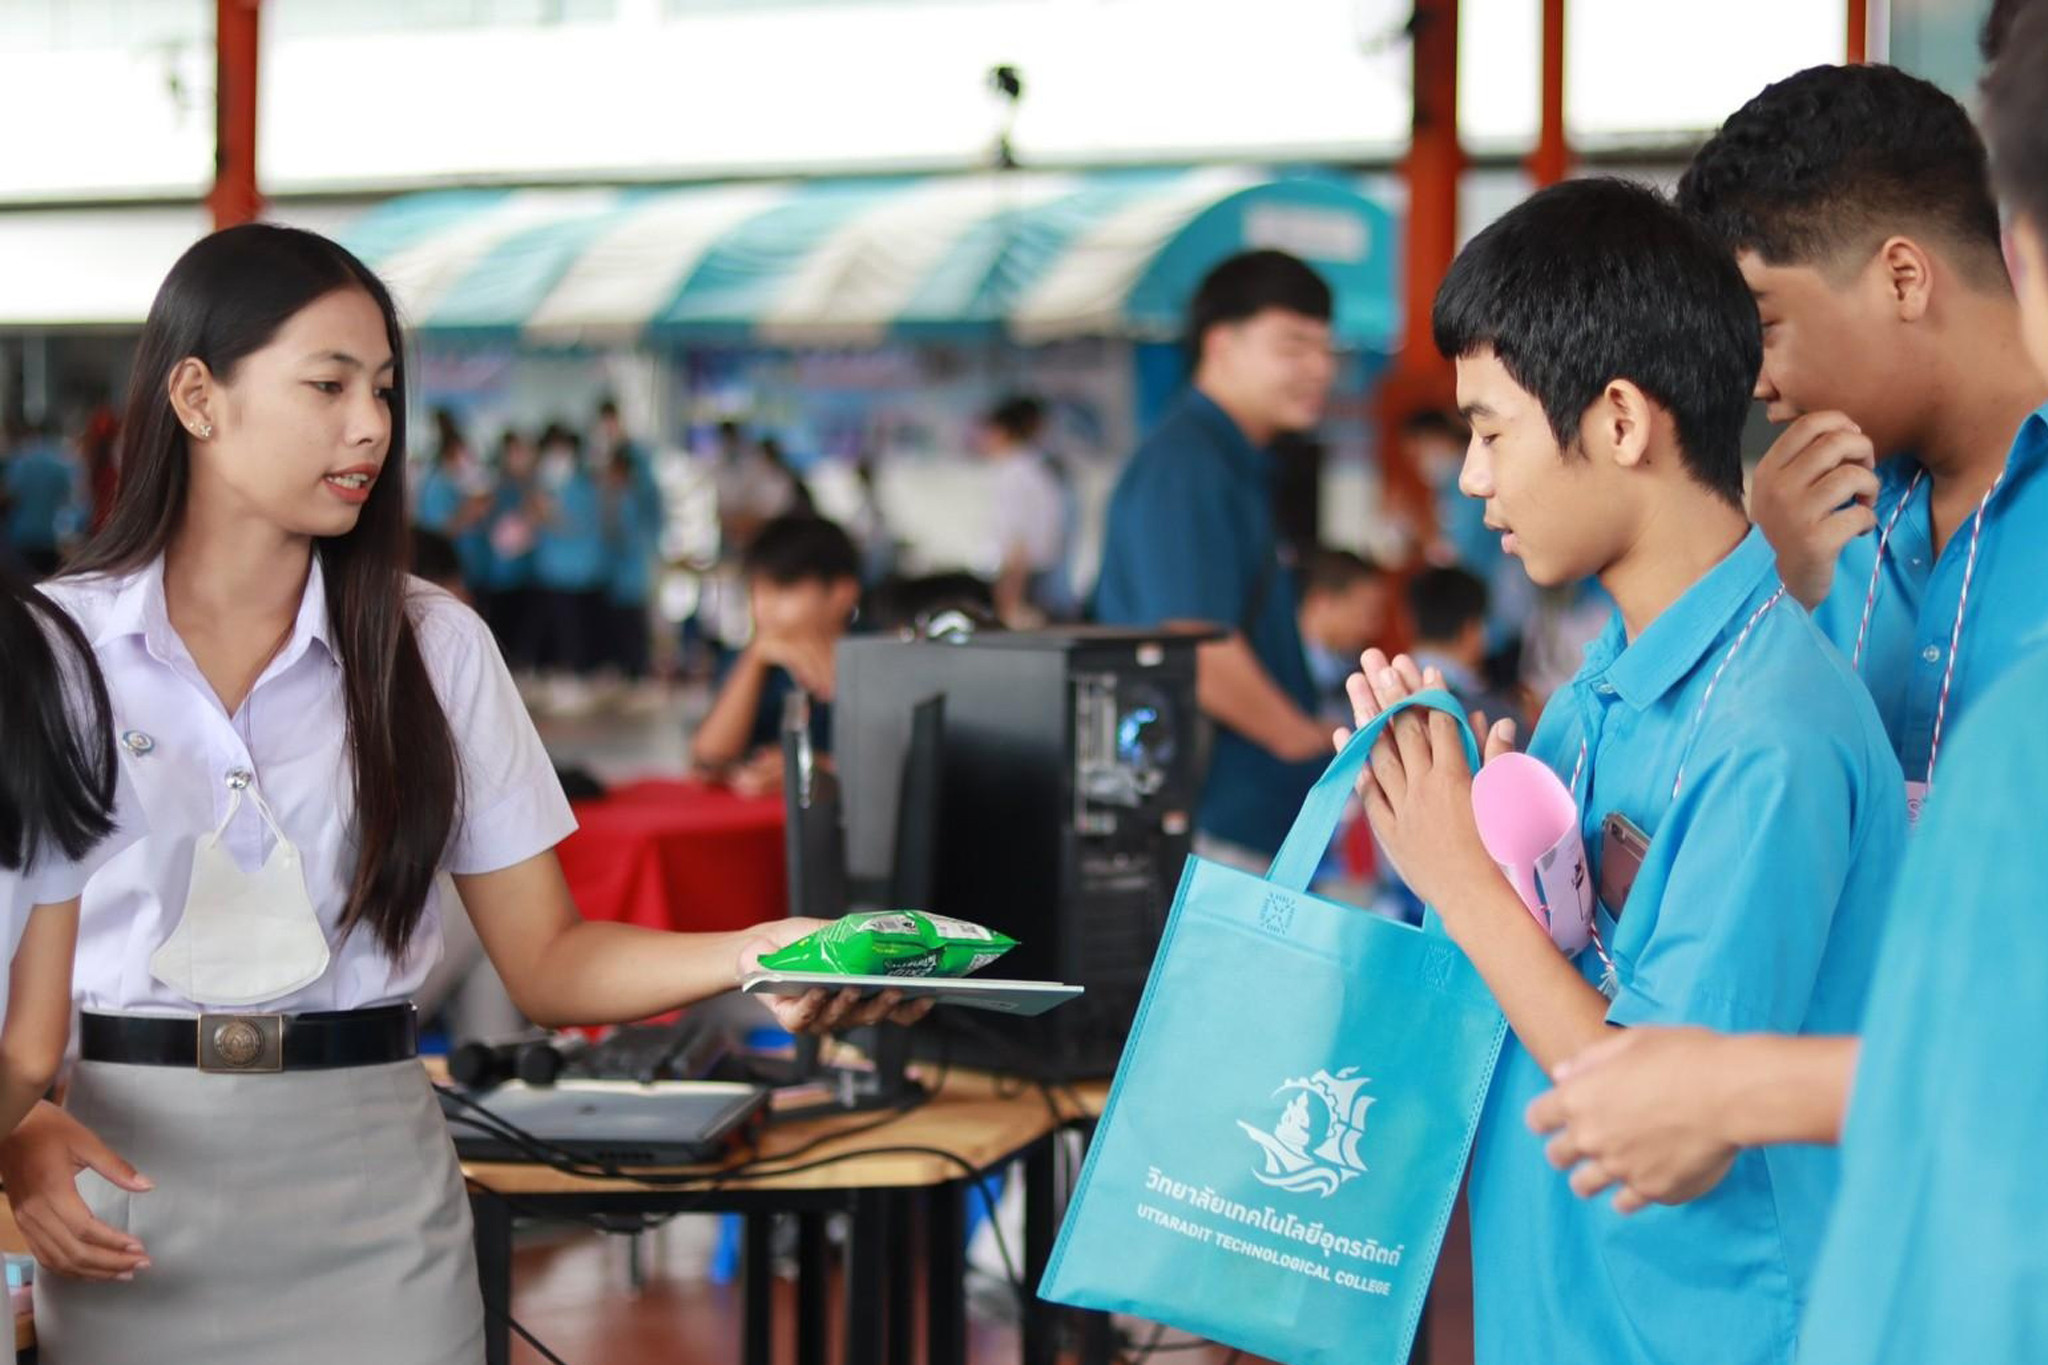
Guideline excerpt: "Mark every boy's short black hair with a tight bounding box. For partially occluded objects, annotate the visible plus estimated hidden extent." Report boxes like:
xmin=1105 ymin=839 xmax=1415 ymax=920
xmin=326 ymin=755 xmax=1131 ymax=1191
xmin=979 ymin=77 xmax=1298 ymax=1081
xmin=1677 ymin=64 xmax=2005 ymax=286
xmin=1186 ymin=250 xmax=1333 ymax=357
xmin=987 ymin=395 xmax=1047 ymax=443
xmin=743 ymin=514 xmax=861 ymax=587
xmin=1432 ymin=177 xmax=1758 ymax=507
xmin=1300 ymin=548 xmax=1383 ymax=599
xmin=1983 ymin=0 xmax=2048 ymax=233
xmin=1408 ymin=566 xmax=1489 ymax=644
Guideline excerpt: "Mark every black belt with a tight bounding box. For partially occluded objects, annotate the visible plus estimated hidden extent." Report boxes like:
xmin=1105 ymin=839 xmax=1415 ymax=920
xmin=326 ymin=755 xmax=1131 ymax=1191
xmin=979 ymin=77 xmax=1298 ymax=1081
xmin=80 ymin=1006 xmax=418 ymax=1074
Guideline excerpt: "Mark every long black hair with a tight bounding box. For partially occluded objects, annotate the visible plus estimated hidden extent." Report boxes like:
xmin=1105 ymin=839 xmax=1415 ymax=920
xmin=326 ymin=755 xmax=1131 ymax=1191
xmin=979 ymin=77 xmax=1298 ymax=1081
xmin=0 ymin=555 xmax=118 ymax=875
xmin=66 ymin=224 xmax=460 ymax=958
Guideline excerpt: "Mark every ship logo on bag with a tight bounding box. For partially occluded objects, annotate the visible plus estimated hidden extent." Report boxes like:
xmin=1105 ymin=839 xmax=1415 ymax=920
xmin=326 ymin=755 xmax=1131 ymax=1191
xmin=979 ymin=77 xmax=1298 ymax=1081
xmin=1236 ymin=1067 xmax=1375 ymax=1196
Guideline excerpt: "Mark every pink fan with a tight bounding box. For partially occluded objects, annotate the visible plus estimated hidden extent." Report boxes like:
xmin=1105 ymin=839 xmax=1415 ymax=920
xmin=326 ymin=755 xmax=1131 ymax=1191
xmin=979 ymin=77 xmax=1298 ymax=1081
xmin=1470 ymin=753 xmax=1593 ymax=954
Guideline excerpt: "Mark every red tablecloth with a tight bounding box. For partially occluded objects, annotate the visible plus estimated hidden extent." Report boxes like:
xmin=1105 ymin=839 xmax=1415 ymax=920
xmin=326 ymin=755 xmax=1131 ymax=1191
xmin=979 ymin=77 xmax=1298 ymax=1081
xmin=558 ymin=779 xmax=787 ymax=935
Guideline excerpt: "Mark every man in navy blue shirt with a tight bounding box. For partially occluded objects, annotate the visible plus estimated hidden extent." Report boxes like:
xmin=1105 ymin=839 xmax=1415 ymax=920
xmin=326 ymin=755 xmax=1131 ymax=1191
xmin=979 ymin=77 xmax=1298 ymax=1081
xmin=1095 ymin=250 xmax=1338 ymax=863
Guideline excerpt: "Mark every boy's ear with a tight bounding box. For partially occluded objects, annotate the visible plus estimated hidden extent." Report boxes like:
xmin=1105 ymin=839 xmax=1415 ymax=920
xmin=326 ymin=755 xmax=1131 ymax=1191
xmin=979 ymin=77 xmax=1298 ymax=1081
xmin=1874 ymin=235 xmax=1936 ymax=323
xmin=829 ymin=577 xmax=862 ymax=622
xmin=1586 ymin=378 xmax=1654 ymax=471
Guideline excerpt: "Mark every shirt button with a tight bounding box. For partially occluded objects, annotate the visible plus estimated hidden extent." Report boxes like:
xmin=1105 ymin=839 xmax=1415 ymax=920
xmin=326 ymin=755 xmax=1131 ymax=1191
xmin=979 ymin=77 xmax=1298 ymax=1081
xmin=225 ymin=768 xmax=253 ymax=790
xmin=1921 ymin=645 xmax=1942 ymax=664
xmin=1596 ymin=682 xmax=1616 ymax=696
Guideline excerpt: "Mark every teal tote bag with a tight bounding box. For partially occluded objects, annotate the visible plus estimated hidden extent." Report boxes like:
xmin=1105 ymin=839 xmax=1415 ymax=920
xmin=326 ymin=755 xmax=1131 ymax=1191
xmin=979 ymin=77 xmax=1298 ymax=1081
xmin=1041 ymin=690 xmax=1508 ymax=1365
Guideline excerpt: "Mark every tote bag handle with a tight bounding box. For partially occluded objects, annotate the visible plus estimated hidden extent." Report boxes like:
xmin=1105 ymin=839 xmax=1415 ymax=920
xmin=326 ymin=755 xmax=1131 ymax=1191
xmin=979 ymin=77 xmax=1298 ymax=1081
xmin=1265 ymin=688 xmax=1480 ymax=893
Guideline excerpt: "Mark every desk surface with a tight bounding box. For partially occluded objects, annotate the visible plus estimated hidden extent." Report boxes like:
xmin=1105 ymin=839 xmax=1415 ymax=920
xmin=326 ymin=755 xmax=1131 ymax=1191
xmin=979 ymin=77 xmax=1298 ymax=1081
xmin=460 ymin=1068 xmax=1099 ymax=1197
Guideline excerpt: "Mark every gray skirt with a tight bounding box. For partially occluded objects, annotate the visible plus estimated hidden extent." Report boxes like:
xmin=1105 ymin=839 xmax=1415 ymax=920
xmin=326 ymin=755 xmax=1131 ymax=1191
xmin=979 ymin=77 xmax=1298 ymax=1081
xmin=37 ymin=1058 xmax=483 ymax=1365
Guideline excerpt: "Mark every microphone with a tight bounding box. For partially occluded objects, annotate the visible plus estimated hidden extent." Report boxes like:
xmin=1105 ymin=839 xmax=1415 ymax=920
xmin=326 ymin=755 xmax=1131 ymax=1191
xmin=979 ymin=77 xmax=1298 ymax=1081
xmin=448 ymin=1036 xmax=528 ymax=1090
xmin=515 ymin=1035 xmax=590 ymax=1087
xmin=449 ymin=1032 xmax=584 ymax=1089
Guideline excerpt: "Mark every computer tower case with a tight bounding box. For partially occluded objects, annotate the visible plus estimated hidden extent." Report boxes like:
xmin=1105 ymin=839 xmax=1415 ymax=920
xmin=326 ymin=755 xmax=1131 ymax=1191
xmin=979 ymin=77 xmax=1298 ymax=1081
xmin=836 ymin=628 xmax=1204 ymax=1077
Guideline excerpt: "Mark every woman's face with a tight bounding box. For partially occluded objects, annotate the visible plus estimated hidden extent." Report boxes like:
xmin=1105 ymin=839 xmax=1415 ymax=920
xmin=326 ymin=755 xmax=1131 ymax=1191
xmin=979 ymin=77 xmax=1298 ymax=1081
xmin=179 ymin=287 xmax=396 ymax=539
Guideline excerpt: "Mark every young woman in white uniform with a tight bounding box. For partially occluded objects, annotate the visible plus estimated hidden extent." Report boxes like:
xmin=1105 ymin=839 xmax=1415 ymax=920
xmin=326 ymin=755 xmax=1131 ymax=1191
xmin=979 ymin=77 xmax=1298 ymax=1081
xmin=1 ymin=224 xmax=925 ymax=1365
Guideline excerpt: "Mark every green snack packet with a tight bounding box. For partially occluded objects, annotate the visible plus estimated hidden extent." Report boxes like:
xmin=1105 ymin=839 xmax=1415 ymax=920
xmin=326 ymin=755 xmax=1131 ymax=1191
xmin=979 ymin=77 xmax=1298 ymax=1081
xmin=758 ymin=910 xmax=1018 ymax=978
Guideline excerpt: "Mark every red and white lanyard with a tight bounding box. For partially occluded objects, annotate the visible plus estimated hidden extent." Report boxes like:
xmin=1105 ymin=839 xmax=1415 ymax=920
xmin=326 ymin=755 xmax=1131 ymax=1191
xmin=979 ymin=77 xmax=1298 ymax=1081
xmin=1851 ymin=467 xmax=2005 ymax=795
xmin=1565 ymin=583 xmax=1790 ymax=984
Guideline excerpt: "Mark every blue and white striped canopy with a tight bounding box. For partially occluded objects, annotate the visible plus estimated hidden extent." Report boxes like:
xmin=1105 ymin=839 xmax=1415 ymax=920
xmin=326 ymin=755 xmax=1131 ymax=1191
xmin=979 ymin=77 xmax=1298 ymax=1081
xmin=340 ymin=168 xmax=1397 ymax=350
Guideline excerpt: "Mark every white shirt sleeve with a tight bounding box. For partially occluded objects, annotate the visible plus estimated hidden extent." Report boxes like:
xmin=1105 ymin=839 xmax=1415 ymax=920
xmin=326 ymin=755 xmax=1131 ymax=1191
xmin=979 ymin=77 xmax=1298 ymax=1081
xmin=991 ymin=457 xmax=1064 ymax=571
xmin=24 ymin=755 xmax=144 ymax=906
xmin=412 ymin=584 xmax=578 ymax=875
xmin=21 ymin=615 xmax=147 ymax=906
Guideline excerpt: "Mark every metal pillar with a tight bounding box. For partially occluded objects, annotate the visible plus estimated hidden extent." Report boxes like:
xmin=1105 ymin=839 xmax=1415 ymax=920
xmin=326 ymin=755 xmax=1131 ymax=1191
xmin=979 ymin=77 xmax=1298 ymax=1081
xmin=208 ymin=0 xmax=264 ymax=229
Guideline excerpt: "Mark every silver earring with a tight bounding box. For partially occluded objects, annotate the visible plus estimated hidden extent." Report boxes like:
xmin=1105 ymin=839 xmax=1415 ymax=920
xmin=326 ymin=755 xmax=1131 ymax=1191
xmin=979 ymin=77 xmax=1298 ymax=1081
xmin=194 ymin=423 xmax=213 ymax=440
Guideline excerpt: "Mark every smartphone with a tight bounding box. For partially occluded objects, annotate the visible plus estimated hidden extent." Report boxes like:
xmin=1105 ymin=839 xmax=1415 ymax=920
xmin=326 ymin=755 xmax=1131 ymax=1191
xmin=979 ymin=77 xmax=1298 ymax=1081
xmin=1598 ymin=812 xmax=1652 ymax=922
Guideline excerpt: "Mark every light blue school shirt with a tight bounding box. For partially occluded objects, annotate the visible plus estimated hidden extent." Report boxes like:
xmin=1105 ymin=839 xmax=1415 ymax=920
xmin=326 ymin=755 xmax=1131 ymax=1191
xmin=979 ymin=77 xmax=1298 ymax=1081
xmin=1811 ymin=403 xmax=2048 ymax=796
xmin=533 ymin=471 xmax=610 ymax=592
xmin=415 ymin=466 xmax=492 ymax=588
xmin=604 ymin=475 xmax=664 ymax=607
xmin=1795 ymin=635 xmax=2048 ymax=1365
xmin=1469 ymin=528 xmax=1908 ymax=1365
xmin=482 ymin=476 xmax=536 ymax=593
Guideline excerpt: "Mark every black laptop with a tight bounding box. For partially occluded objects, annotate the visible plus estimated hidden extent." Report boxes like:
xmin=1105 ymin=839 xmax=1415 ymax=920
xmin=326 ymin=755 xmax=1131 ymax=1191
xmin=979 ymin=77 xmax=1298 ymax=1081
xmin=441 ymin=1080 xmax=767 ymax=1166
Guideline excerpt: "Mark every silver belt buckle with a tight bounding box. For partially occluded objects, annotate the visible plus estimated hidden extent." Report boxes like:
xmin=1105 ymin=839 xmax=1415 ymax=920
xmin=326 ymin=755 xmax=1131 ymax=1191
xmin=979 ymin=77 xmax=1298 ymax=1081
xmin=197 ymin=1013 xmax=285 ymax=1073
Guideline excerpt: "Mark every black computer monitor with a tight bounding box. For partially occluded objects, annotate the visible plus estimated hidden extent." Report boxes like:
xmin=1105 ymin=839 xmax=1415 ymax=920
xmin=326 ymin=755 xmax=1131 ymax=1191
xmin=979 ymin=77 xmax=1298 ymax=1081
xmin=773 ymin=690 xmax=943 ymax=1113
xmin=786 ymin=689 xmax=944 ymax=919
xmin=780 ymin=692 xmax=847 ymax=922
xmin=889 ymin=694 xmax=945 ymax=912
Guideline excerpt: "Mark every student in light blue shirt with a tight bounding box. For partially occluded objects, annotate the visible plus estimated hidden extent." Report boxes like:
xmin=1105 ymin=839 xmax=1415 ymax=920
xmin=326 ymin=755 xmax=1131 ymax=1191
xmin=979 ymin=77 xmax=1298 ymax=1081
xmin=480 ymin=430 xmax=543 ymax=671
xmin=1528 ymin=21 xmax=2048 ymax=1364
xmin=600 ymin=444 xmax=664 ymax=681
xmin=1523 ymin=56 xmax=2046 ymax=1211
xmin=1343 ymin=179 xmax=1905 ymax=1365
xmin=532 ymin=428 xmax=610 ymax=680
xmin=1677 ymin=65 xmax=2048 ymax=818
xmin=413 ymin=411 xmax=492 ymax=595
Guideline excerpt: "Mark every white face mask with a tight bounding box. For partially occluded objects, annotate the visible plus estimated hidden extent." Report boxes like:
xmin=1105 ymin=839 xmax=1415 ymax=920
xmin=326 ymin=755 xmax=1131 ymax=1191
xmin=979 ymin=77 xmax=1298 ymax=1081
xmin=149 ymin=775 xmax=330 ymax=1007
xmin=540 ymin=450 xmax=575 ymax=490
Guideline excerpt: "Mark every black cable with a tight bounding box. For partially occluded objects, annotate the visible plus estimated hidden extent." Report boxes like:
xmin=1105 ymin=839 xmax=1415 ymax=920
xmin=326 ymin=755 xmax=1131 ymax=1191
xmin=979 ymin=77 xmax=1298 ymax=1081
xmin=482 ymin=1291 xmax=571 ymax=1365
xmin=1117 ymin=1323 xmax=1239 ymax=1360
xmin=1122 ymin=1320 xmax=1168 ymax=1363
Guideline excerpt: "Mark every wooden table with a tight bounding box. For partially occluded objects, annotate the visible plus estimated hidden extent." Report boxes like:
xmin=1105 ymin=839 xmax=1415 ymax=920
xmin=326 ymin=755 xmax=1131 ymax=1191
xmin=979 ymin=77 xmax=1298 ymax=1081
xmin=461 ymin=1068 xmax=1093 ymax=1365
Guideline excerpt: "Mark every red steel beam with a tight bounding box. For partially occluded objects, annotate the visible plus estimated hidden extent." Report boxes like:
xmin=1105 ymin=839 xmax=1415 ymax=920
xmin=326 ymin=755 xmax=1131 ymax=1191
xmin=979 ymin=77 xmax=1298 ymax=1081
xmin=207 ymin=0 xmax=264 ymax=229
xmin=1847 ymin=0 xmax=1868 ymax=63
xmin=1527 ymin=0 xmax=1568 ymax=186
xmin=1379 ymin=0 xmax=1463 ymax=559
